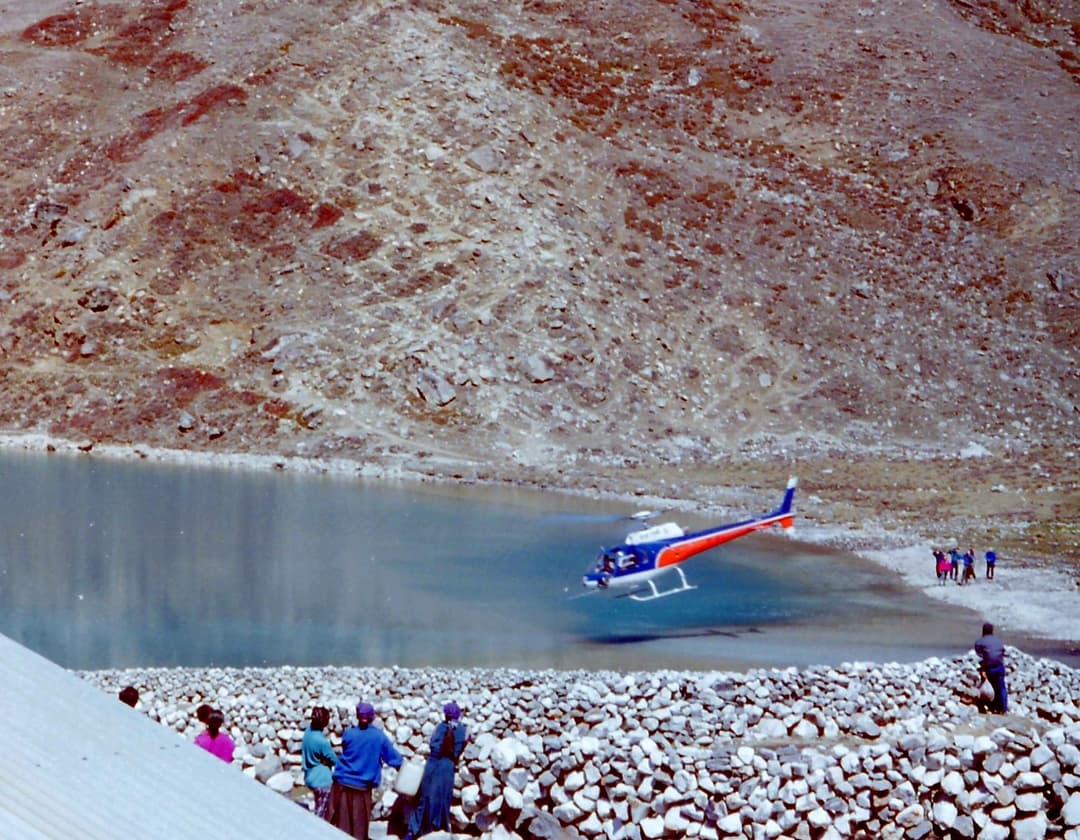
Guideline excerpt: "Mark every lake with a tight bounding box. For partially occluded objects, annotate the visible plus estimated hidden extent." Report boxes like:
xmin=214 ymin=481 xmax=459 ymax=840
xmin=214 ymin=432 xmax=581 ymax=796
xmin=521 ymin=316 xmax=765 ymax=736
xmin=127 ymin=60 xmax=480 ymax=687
xmin=0 ymin=449 xmax=1039 ymax=672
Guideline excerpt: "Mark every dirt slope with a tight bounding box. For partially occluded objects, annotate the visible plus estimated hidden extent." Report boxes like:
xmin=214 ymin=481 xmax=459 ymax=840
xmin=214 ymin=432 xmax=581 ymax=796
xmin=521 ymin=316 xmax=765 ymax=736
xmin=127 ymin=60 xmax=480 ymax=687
xmin=0 ymin=0 xmax=1077 ymax=564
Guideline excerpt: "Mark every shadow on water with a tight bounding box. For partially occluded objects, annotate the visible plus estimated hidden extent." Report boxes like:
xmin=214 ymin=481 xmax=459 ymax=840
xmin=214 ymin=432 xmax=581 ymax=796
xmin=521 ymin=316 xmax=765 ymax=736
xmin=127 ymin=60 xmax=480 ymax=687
xmin=589 ymin=627 xmax=762 ymax=645
xmin=1 ymin=450 xmax=1070 ymax=671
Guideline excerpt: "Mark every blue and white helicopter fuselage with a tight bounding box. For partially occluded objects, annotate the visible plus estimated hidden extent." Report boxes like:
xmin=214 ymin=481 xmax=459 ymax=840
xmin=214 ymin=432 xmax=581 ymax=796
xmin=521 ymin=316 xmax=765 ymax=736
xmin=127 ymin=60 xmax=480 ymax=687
xmin=581 ymin=478 xmax=797 ymax=602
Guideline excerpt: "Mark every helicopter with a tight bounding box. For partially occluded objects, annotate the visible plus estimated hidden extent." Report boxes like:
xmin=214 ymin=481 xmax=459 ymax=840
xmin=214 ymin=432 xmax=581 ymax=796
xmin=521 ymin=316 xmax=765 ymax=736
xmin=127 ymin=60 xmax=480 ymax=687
xmin=581 ymin=477 xmax=797 ymax=602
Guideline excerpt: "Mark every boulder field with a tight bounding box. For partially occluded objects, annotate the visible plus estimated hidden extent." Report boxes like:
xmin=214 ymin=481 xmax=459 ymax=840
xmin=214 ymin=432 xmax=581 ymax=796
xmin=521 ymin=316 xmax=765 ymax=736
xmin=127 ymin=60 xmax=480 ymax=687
xmin=81 ymin=650 xmax=1080 ymax=839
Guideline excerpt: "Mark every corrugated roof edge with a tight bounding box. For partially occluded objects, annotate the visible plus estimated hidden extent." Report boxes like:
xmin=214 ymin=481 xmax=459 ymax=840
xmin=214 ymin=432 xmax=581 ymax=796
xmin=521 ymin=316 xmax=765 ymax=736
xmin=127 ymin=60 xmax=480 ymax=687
xmin=0 ymin=633 xmax=343 ymax=839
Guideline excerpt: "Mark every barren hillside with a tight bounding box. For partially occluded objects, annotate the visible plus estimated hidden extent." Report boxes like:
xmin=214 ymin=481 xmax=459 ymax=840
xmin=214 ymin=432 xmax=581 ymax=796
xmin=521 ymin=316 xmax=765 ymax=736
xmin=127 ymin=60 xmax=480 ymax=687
xmin=1 ymin=0 xmax=1077 ymax=563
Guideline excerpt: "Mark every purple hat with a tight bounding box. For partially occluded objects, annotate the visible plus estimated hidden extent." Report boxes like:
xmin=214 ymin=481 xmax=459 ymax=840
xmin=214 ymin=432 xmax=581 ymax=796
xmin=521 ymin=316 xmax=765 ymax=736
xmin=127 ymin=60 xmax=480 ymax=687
xmin=443 ymin=701 xmax=461 ymax=720
xmin=356 ymin=702 xmax=376 ymax=722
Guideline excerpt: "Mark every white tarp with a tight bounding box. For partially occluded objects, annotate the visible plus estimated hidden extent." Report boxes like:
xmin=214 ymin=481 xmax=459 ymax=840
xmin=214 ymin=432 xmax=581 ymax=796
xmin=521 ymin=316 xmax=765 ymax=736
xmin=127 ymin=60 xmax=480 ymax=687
xmin=0 ymin=633 xmax=343 ymax=839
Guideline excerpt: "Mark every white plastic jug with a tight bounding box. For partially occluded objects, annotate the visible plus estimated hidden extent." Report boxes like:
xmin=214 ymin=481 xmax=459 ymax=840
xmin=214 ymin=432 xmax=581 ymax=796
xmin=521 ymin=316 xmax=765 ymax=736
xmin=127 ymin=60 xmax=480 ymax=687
xmin=394 ymin=760 xmax=423 ymax=796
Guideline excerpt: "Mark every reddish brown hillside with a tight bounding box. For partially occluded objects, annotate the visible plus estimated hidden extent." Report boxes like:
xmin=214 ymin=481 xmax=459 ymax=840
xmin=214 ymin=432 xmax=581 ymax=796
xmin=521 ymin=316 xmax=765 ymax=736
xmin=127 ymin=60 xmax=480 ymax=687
xmin=0 ymin=0 xmax=1077 ymax=559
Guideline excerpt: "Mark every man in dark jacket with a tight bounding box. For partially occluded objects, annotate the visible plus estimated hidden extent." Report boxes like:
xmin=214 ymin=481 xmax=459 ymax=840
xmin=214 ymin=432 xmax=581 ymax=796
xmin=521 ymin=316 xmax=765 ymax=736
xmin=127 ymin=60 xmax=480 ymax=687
xmin=974 ymin=622 xmax=1008 ymax=713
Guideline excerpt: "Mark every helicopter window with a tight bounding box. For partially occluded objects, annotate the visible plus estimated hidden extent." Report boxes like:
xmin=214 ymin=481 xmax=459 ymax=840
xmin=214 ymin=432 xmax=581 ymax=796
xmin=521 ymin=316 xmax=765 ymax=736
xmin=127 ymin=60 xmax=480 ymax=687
xmin=616 ymin=550 xmax=637 ymax=570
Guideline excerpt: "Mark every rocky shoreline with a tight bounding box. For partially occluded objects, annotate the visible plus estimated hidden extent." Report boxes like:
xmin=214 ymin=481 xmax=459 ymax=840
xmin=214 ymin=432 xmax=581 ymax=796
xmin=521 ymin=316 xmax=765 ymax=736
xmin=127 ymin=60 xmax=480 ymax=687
xmin=81 ymin=652 xmax=1080 ymax=839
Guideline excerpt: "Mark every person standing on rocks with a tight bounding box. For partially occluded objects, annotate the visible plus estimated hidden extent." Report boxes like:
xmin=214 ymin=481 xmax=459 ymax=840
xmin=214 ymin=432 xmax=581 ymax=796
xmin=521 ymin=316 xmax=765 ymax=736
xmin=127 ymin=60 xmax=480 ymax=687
xmin=302 ymin=706 xmax=338 ymax=820
xmin=407 ymin=700 xmax=469 ymax=838
xmin=328 ymin=701 xmax=403 ymax=840
xmin=194 ymin=708 xmax=235 ymax=763
xmin=974 ymin=622 xmax=1008 ymax=713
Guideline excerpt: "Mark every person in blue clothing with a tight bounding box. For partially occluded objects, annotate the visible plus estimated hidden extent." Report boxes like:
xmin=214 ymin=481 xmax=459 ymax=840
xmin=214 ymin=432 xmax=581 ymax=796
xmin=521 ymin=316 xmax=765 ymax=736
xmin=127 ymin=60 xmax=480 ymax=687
xmin=407 ymin=701 xmax=469 ymax=838
xmin=948 ymin=546 xmax=962 ymax=582
xmin=974 ymin=622 xmax=1008 ymax=713
xmin=302 ymin=706 xmax=337 ymax=820
xmin=328 ymin=701 xmax=403 ymax=840
xmin=960 ymin=547 xmax=976 ymax=585
xmin=985 ymin=548 xmax=997 ymax=580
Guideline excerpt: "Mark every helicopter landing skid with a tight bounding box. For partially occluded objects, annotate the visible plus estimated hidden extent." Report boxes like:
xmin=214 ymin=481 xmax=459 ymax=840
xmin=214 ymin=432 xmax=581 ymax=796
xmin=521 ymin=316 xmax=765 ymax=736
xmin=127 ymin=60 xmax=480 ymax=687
xmin=626 ymin=567 xmax=698 ymax=602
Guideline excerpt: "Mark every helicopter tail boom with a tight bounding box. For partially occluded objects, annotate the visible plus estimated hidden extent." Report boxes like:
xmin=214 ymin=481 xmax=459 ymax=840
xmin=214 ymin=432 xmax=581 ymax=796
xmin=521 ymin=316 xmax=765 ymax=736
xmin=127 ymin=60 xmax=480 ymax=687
xmin=653 ymin=477 xmax=798 ymax=568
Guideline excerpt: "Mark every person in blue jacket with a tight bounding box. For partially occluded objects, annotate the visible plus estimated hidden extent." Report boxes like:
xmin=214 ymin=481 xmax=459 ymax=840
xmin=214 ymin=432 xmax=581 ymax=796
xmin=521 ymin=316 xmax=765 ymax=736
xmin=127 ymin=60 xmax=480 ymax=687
xmin=407 ymin=701 xmax=469 ymax=838
xmin=948 ymin=546 xmax=962 ymax=582
xmin=974 ymin=622 xmax=1008 ymax=713
xmin=302 ymin=706 xmax=337 ymax=819
xmin=328 ymin=701 xmax=403 ymax=839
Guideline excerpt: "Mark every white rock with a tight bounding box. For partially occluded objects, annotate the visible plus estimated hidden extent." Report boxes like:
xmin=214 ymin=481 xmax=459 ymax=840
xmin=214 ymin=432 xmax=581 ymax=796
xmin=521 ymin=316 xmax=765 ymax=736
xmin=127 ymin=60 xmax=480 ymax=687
xmin=1063 ymin=792 xmax=1080 ymax=826
xmin=505 ymin=767 xmax=529 ymax=792
xmin=640 ymin=815 xmax=665 ymax=838
xmin=791 ymin=719 xmax=819 ymax=739
xmin=751 ymin=717 xmax=787 ymax=739
xmin=1015 ymin=792 xmax=1044 ymax=813
xmin=933 ymin=800 xmax=958 ymax=828
xmin=503 ymin=787 xmax=523 ymax=810
xmin=664 ymin=808 xmax=691 ymax=832
xmin=942 ymin=771 xmax=965 ymax=795
xmin=1012 ymin=813 xmax=1049 ymax=840
xmin=1015 ymin=771 xmax=1045 ymax=791
xmin=673 ymin=769 xmax=696 ymax=793
xmin=490 ymin=737 xmax=521 ymax=771
xmin=896 ymin=803 xmax=924 ymax=827
xmin=266 ymin=771 xmax=293 ymax=794
xmin=564 ymin=770 xmax=586 ymax=793
xmin=976 ymin=822 xmax=1010 ymax=840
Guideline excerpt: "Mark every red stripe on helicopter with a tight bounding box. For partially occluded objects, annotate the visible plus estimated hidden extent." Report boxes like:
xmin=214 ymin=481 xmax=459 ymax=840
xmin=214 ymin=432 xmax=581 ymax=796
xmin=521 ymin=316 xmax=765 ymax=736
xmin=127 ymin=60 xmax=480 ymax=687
xmin=656 ymin=515 xmax=787 ymax=568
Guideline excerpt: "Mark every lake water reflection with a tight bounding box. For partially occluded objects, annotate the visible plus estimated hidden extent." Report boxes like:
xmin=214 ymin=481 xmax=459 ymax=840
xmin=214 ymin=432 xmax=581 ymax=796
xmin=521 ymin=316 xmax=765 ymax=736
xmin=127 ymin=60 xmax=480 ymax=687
xmin=0 ymin=450 xmax=1006 ymax=671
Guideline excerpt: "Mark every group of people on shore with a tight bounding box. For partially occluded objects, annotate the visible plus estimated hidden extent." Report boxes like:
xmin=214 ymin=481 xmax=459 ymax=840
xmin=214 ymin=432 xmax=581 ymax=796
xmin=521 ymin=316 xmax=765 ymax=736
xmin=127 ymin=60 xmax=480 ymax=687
xmin=305 ymin=699 xmax=467 ymax=840
xmin=932 ymin=545 xmax=997 ymax=585
xmin=119 ymin=685 xmax=468 ymax=840
xmin=300 ymin=699 xmax=467 ymax=839
xmin=115 ymin=620 xmax=1012 ymax=839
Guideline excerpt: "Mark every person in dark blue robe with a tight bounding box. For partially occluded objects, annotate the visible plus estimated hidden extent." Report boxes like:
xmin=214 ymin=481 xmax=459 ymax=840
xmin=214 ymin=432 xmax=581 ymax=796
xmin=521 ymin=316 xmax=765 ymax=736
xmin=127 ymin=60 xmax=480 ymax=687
xmin=407 ymin=701 xmax=468 ymax=838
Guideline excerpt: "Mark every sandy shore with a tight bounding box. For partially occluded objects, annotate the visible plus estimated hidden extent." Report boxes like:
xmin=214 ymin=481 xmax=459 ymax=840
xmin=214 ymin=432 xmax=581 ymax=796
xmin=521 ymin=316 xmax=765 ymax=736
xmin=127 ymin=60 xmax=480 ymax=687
xmin=4 ymin=432 xmax=1078 ymax=651
xmin=795 ymin=522 xmax=1080 ymax=647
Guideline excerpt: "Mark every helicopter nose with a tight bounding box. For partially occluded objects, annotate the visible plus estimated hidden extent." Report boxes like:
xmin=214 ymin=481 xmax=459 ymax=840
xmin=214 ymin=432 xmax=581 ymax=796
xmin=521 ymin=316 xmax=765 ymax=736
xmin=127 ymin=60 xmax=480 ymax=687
xmin=582 ymin=575 xmax=597 ymax=589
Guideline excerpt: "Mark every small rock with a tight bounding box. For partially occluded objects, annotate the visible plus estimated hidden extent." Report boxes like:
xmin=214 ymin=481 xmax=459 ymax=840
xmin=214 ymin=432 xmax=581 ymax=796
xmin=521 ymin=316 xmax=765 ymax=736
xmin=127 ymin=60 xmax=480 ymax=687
xmin=266 ymin=770 xmax=294 ymax=794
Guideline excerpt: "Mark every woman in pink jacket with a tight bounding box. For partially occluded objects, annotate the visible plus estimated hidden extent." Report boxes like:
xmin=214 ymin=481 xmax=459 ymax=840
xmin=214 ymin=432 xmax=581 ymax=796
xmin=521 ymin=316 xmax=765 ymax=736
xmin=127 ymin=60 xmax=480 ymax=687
xmin=194 ymin=708 xmax=235 ymax=763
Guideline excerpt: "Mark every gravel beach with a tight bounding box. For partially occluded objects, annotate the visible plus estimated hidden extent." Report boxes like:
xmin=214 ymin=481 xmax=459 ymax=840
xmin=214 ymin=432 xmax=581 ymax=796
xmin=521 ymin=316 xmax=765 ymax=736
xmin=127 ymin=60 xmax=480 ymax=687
xmin=81 ymin=650 xmax=1080 ymax=839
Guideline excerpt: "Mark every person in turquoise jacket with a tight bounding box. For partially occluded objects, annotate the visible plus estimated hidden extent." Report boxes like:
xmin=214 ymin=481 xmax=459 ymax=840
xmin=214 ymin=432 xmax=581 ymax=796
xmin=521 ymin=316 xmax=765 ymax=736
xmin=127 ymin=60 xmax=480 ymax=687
xmin=328 ymin=701 xmax=403 ymax=840
xmin=302 ymin=706 xmax=337 ymax=819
